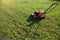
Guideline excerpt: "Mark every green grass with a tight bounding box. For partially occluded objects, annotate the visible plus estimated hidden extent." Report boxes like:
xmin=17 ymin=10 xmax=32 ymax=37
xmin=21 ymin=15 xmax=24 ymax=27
xmin=0 ymin=0 xmax=60 ymax=40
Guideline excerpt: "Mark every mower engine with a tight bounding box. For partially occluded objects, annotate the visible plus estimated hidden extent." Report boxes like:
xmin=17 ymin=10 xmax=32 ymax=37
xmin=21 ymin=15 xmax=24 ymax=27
xmin=31 ymin=10 xmax=45 ymax=19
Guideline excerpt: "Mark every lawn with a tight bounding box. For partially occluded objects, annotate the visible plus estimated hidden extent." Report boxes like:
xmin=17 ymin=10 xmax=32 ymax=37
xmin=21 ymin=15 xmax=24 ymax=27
xmin=0 ymin=0 xmax=60 ymax=40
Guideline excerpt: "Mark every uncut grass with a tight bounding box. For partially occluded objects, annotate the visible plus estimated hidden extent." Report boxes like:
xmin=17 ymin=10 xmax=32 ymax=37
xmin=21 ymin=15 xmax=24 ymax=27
xmin=0 ymin=0 xmax=60 ymax=40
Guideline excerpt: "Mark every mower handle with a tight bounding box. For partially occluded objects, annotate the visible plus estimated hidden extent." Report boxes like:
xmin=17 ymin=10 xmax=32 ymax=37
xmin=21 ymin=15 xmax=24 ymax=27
xmin=45 ymin=2 xmax=58 ymax=13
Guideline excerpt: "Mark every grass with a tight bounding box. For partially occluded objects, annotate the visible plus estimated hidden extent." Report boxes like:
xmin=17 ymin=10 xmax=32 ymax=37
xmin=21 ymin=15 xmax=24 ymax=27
xmin=0 ymin=0 xmax=60 ymax=40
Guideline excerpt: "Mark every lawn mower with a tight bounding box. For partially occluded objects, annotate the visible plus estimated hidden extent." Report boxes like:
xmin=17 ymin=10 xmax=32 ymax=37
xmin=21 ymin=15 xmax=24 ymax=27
xmin=31 ymin=2 xmax=58 ymax=20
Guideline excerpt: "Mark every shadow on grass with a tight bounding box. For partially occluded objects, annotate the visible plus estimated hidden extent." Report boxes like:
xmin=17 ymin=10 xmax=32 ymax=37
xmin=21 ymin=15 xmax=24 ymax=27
xmin=26 ymin=15 xmax=45 ymax=27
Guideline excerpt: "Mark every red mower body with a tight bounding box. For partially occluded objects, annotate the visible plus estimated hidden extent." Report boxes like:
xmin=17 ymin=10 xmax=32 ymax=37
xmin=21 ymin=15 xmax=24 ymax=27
xmin=32 ymin=10 xmax=45 ymax=19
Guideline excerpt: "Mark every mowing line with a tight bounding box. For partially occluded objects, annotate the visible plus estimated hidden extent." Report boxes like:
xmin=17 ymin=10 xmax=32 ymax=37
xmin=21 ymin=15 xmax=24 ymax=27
xmin=23 ymin=22 xmax=41 ymax=40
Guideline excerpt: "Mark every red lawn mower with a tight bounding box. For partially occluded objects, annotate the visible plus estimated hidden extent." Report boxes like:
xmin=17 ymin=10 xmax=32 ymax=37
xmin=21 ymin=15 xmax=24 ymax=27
xmin=31 ymin=2 xmax=58 ymax=20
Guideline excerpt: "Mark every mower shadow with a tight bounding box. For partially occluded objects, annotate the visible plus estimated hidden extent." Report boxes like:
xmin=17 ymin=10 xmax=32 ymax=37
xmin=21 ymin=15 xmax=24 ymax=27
xmin=26 ymin=15 xmax=45 ymax=27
